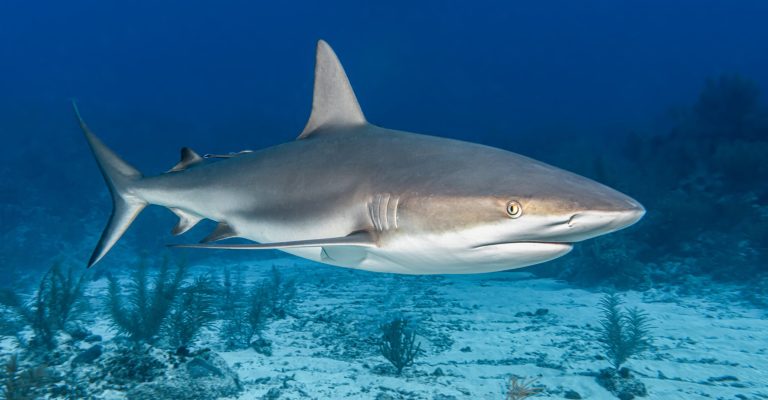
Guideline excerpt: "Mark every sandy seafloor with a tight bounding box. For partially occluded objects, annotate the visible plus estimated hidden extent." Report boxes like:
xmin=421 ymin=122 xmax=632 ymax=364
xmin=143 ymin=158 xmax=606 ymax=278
xmin=2 ymin=257 xmax=766 ymax=400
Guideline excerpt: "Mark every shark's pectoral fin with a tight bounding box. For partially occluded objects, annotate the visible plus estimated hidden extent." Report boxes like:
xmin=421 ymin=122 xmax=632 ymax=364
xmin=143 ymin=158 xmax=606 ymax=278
xmin=168 ymin=147 xmax=204 ymax=172
xmin=170 ymin=231 xmax=376 ymax=250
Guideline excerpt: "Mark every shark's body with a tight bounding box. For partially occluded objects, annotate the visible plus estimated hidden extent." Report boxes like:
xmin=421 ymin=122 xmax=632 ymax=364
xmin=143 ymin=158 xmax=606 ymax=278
xmin=80 ymin=40 xmax=645 ymax=274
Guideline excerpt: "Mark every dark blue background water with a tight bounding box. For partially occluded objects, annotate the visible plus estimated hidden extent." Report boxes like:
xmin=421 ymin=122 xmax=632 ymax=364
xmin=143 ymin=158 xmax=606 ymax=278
xmin=1 ymin=0 xmax=767 ymax=275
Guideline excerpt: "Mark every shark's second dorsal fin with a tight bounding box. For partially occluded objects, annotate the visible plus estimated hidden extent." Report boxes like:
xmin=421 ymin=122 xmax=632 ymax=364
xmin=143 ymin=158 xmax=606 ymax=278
xmin=298 ymin=40 xmax=366 ymax=139
xmin=168 ymin=147 xmax=204 ymax=172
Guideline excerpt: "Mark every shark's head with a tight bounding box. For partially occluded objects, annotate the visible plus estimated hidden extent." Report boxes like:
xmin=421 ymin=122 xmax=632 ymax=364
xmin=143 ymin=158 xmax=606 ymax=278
xmin=373 ymin=147 xmax=645 ymax=274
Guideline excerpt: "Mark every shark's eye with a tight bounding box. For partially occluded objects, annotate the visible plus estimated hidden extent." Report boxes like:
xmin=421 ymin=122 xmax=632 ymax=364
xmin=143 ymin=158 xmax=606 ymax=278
xmin=506 ymin=200 xmax=523 ymax=218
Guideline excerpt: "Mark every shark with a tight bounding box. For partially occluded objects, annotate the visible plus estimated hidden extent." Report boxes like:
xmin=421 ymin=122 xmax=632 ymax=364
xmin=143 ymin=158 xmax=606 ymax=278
xmin=77 ymin=40 xmax=645 ymax=274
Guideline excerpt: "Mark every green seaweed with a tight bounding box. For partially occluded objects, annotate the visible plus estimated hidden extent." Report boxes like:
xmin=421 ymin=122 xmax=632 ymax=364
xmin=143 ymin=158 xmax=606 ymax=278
xmin=597 ymin=294 xmax=652 ymax=371
xmin=379 ymin=317 xmax=422 ymax=375
xmin=107 ymin=256 xmax=187 ymax=344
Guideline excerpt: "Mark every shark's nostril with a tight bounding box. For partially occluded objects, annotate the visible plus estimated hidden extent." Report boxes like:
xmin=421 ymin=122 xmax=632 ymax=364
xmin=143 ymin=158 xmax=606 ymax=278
xmin=567 ymin=214 xmax=578 ymax=227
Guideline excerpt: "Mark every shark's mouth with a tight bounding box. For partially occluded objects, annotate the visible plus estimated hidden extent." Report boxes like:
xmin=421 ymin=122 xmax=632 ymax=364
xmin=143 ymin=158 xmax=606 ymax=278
xmin=472 ymin=240 xmax=574 ymax=250
xmin=466 ymin=241 xmax=575 ymax=269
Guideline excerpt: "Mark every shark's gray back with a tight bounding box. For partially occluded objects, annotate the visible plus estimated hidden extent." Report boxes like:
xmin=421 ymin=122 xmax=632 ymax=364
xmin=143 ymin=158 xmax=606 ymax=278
xmin=140 ymin=122 xmax=616 ymax=242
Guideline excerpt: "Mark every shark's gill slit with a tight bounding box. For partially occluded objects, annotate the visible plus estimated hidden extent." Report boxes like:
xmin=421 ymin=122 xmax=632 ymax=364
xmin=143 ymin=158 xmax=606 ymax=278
xmin=370 ymin=195 xmax=382 ymax=232
xmin=390 ymin=196 xmax=400 ymax=230
xmin=380 ymin=193 xmax=391 ymax=231
xmin=367 ymin=200 xmax=375 ymax=231
xmin=376 ymin=195 xmax=383 ymax=231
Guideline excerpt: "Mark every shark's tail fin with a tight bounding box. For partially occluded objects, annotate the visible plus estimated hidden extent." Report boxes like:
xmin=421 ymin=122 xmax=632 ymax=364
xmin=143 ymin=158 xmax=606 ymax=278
xmin=73 ymin=102 xmax=147 ymax=267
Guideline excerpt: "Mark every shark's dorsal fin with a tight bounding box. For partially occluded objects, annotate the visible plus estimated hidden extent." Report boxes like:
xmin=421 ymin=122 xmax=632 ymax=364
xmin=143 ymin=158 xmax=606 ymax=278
xmin=298 ymin=40 xmax=366 ymax=139
xmin=168 ymin=147 xmax=204 ymax=172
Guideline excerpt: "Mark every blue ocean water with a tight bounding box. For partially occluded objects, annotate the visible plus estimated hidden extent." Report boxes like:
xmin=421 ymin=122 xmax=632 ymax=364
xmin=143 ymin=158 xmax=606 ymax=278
xmin=1 ymin=1 xmax=767 ymax=399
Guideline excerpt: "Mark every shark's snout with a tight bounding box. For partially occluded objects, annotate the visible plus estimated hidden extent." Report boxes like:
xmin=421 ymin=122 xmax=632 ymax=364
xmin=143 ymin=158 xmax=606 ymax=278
xmin=557 ymin=199 xmax=645 ymax=242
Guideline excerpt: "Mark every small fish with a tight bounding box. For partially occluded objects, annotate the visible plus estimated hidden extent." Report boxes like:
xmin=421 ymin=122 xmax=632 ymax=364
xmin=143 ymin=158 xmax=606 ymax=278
xmin=77 ymin=40 xmax=644 ymax=274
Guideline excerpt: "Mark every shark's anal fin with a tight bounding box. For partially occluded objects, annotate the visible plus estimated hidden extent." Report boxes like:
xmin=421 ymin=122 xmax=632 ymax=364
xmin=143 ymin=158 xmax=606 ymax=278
xmin=201 ymin=222 xmax=239 ymax=243
xmin=297 ymin=40 xmax=367 ymax=139
xmin=170 ymin=208 xmax=203 ymax=236
xmin=171 ymin=231 xmax=376 ymax=250
xmin=168 ymin=147 xmax=204 ymax=172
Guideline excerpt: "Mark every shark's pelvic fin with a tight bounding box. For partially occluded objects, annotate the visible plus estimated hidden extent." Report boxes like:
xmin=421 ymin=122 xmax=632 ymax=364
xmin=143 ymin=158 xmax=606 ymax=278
xmin=74 ymin=102 xmax=147 ymax=268
xmin=297 ymin=40 xmax=367 ymax=139
xmin=170 ymin=208 xmax=203 ymax=236
xmin=168 ymin=147 xmax=204 ymax=172
xmin=172 ymin=231 xmax=376 ymax=250
xmin=201 ymin=222 xmax=239 ymax=243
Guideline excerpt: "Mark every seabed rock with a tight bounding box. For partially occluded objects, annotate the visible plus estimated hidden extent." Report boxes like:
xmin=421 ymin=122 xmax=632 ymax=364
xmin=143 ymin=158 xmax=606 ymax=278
xmin=64 ymin=322 xmax=90 ymax=341
xmin=564 ymin=389 xmax=582 ymax=399
xmin=84 ymin=334 xmax=102 ymax=343
xmin=514 ymin=308 xmax=550 ymax=317
xmin=264 ymin=387 xmax=281 ymax=399
xmin=596 ymin=368 xmax=647 ymax=399
xmin=251 ymin=337 xmax=273 ymax=356
xmin=71 ymin=344 xmax=102 ymax=365
xmin=707 ymin=375 xmax=739 ymax=383
xmin=187 ymin=357 xmax=223 ymax=378
xmin=127 ymin=352 xmax=241 ymax=400
xmin=104 ymin=346 xmax=166 ymax=385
